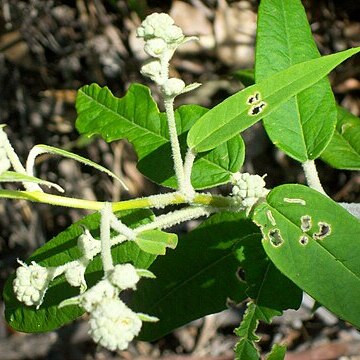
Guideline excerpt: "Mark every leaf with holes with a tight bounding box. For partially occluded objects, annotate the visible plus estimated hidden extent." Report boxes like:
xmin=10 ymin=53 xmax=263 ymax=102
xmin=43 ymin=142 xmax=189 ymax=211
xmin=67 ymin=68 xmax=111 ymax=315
xmin=255 ymin=0 xmax=337 ymax=162
xmin=187 ymin=47 xmax=360 ymax=153
xmin=253 ymin=184 xmax=360 ymax=328
xmin=75 ymin=83 xmax=244 ymax=189
xmin=321 ymin=106 xmax=360 ymax=170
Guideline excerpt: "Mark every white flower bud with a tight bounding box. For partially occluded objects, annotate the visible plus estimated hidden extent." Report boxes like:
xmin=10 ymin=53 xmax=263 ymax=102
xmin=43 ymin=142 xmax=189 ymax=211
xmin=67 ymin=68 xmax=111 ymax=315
xmin=88 ymin=298 xmax=142 ymax=351
xmin=144 ymin=38 xmax=167 ymax=58
xmin=231 ymin=173 xmax=268 ymax=213
xmin=77 ymin=230 xmax=101 ymax=260
xmin=161 ymin=25 xmax=184 ymax=43
xmin=13 ymin=261 xmax=52 ymax=308
xmin=80 ymin=279 xmax=117 ymax=312
xmin=162 ymin=78 xmax=186 ymax=98
xmin=109 ymin=264 xmax=140 ymax=290
xmin=64 ymin=260 xmax=87 ymax=291
xmin=140 ymin=59 xmax=162 ymax=83
xmin=137 ymin=13 xmax=175 ymax=40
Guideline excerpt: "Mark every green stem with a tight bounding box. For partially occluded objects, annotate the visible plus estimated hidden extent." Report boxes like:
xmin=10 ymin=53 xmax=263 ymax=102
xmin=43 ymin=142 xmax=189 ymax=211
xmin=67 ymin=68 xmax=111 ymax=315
xmin=0 ymin=189 xmax=235 ymax=211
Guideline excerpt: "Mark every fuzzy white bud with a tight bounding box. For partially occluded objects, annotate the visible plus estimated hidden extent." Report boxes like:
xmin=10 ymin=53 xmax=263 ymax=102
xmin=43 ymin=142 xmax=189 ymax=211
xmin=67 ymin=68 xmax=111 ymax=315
xmin=109 ymin=264 xmax=140 ymax=290
xmin=140 ymin=59 xmax=162 ymax=83
xmin=77 ymin=230 xmax=101 ymax=261
xmin=64 ymin=260 xmax=87 ymax=291
xmin=80 ymin=279 xmax=117 ymax=312
xmin=232 ymin=173 xmax=268 ymax=212
xmin=137 ymin=13 xmax=183 ymax=43
xmin=163 ymin=78 xmax=186 ymax=98
xmin=144 ymin=38 xmax=168 ymax=58
xmin=89 ymin=298 xmax=142 ymax=351
xmin=13 ymin=261 xmax=52 ymax=308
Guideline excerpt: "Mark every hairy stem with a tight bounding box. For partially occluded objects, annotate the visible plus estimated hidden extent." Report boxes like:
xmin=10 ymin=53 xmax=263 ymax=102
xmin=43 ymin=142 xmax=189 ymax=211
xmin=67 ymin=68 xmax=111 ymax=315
xmin=183 ymin=148 xmax=196 ymax=200
xmin=0 ymin=131 xmax=42 ymax=192
xmin=302 ymin=160 xmax=327 ymax=196
xmin=134 ymin=206 xmax=216 ymax=233
xmin=100 ymin=203 xmax=113 ymax=273
xmin=0 ymin=189 xmax=235 ymax=211
xmin=164 ymin=97 xmax=186 ymax=192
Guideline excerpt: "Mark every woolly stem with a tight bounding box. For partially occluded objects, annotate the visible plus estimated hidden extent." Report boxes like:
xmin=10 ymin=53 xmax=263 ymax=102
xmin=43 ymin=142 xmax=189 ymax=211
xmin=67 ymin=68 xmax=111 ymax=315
xmin=100 ymin=203 xmax=113 ymax=273
xmin=182 ymin=148 xmax=196 ymax=200
xmin=164 ymin=97 xmax=186 ymax=192
xmin=0 ymin=130 xmax=42 ymax=192
xmin=302 ymin=160 xmax=327 ymax=196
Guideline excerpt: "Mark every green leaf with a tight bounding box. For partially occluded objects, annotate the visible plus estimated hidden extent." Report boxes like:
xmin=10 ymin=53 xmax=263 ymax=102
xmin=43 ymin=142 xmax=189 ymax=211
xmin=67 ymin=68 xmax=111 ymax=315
xmin=0 ymin=171 xmax=62 ymax=192
xmin=321 ymin=106 xmax=360 ymax=169
xmin=76 ymin=83 xmax=244 ymax=189
xmin=29 ymin=145 xmax=126 ymax=188
xmin=234 ymin=234 xmax=300 ymax=360
xmin=253 ymin=184 xmax=360 ymax=328
xmin=240 ymin=234 xmax=302 ymax=311
xmin=234 ymin=302 xmax=279 ymax=360
xmin=3 ymin=209 xmax=157 ymax=333
xmin=255 ymin=0 xmax=337 ymax=162
xmin=266 ymin=344 xmax=286 ymax=360
xmin=233 ymin=69 xmax=255 ymax=87
xmin=131 ymin=212 xmax=261 ymax=341
xmin=187 ymin=47 xmax=360 ymax=153
xmin=135 ymin=230 xmax=178 ymax=255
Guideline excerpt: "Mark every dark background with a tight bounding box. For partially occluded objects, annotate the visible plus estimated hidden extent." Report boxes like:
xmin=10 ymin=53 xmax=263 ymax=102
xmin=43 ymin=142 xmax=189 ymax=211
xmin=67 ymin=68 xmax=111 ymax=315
xmin=0 ymin=1 xmax=359 ymax=359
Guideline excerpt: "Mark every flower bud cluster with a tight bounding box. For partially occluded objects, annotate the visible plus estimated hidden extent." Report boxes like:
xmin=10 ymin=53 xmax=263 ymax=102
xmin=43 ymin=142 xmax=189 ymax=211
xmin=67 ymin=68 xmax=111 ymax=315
xmin=13 ymin=261 xmax=53 ymax=309
xmin=89 ymin=298 xmax=142 ymax=351
xmin=59 ymin=263 xmax=157 ymax=352
xmin=137 ymin=13 xmax=184 ymax=50
xmin=232 ymin=173 xmax=268 ymax=214
xmin=137 ymin=13 xmax=199 ymax=98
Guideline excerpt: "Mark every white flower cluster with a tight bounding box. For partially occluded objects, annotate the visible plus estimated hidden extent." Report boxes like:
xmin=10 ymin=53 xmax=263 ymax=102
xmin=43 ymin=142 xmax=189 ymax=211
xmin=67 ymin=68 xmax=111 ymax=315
xmin=13 ymin=261 xmax=53 ymax=309
xmin=0 ymin=128 xmax=11 ymax=175
xmin=232 ymin=172 xmax=268 ymax=214
xmin=137 ymin=13 xmax=185 ymax=53
xmin=89 ymin=298 xmax=142 ymax=351
xmin=59 ymin=263 xmax=157 ymax=352
xmin=137 ymin=13 xmax=200 ymax=98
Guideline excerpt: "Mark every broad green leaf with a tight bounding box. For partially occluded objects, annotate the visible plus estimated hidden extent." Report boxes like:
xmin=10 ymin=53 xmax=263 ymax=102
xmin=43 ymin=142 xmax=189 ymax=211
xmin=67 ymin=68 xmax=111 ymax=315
xmin=0 ymin=171 xmax=62 ymax=192
xmin=28 ymin=145 xmax=126 ymax=188
xmin=76 ymin=83 xmax=244 ymax=189
xmin=266 ymin=344 xmax=286 ymax=360
xmin=131 ymin=212 xmax=261 ymax=341
xmin=135 ymin=230 xmax=178 ymax=255
xmin=240 ymin=235 xmax=302 ymax=311
xmin=187 ymin=47 xmax=360 ymax=153
xmin=321 ymin=106 xmax=360 ymax=169
xmin=253 ymin=184 xmax=360 ymax=328
xmin=3 ymin=209 xmax=156 ymax=333
xmin=235 ymin=302 xmax=279 ymax=360
xmin=255 ymin=0 xmax=337 ymax=162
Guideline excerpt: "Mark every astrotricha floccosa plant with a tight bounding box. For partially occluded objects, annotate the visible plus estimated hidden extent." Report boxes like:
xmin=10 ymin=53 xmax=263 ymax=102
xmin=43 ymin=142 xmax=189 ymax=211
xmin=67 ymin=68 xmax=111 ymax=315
xmin=2 ymin=1 xmax=360 ymax=359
